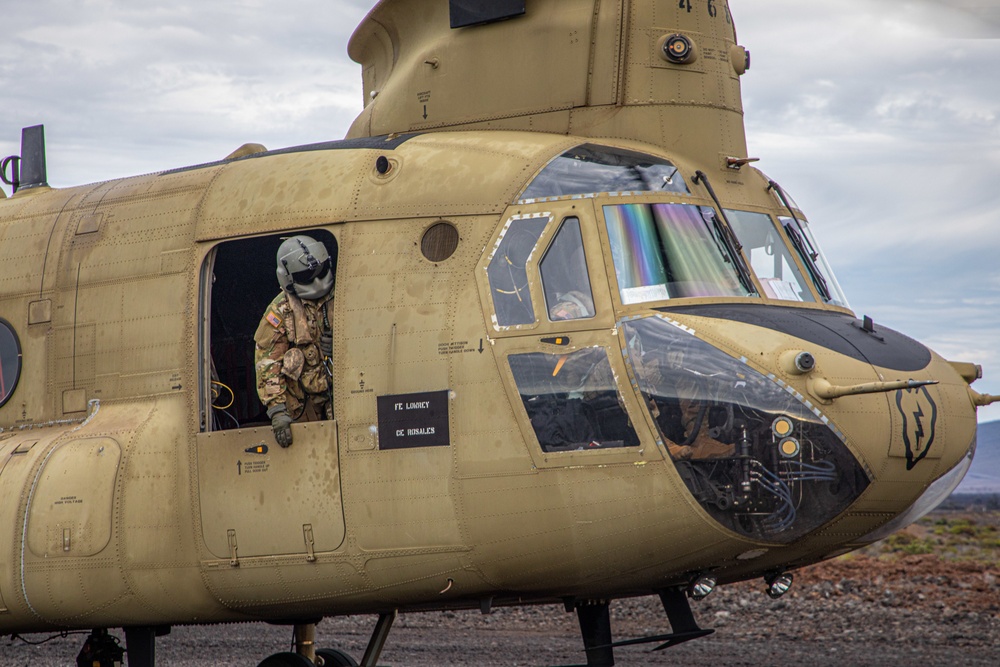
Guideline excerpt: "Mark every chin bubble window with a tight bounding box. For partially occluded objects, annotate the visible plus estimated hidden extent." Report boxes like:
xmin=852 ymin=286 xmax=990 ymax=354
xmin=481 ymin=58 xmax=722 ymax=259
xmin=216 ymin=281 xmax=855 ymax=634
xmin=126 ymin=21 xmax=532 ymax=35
xmin=0 ymin=318 xmax=22 ymax=408
xmin=623 ymin=315 xmax=869 ymax=542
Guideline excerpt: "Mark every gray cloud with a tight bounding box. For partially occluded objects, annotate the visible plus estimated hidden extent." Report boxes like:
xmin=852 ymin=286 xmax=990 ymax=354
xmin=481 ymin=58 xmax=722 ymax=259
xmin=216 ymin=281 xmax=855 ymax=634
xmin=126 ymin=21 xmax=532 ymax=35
xmin=2 ymin=1 xmax=371 ymax=182
xmin=3 ymin=0 xmax=998 ymax=421
xmin=940 ymin=0 xmax=1000 ymax=36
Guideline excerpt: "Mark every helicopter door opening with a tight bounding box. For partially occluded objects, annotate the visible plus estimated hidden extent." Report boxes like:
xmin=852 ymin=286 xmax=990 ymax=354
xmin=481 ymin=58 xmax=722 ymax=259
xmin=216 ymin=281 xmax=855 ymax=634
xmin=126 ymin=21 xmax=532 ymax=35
xmin=203 ymin=230 xmax=338 ymax=431
xmin=195 ymin=229 xmax=346 ymax=559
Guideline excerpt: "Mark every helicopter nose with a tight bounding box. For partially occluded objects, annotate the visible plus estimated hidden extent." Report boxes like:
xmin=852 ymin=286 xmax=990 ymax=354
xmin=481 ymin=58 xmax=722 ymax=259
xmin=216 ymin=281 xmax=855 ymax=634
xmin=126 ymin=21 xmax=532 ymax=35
xmin=795 ymin=357 xmax=979 ymax=550
xmin=623 ymin=313 xmax=873 ymax=544
xmin=664 ymin=303 xmax=933 ymax=376
xmin=653 ymin=304 xmax=978 ymax=540
xmin=820 ymin=341 xmax=978 ymax=529
xmin=717 ymin=306 xmax=977 ymax=510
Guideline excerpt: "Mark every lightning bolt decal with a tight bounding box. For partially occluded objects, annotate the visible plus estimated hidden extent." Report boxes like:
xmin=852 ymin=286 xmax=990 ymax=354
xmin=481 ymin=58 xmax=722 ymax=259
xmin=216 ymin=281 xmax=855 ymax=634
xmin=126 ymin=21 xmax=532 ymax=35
xmin=912 ymin=404 xmax=925 ymax=450
xmin=897 ymin=386 xmax=938 ymax=471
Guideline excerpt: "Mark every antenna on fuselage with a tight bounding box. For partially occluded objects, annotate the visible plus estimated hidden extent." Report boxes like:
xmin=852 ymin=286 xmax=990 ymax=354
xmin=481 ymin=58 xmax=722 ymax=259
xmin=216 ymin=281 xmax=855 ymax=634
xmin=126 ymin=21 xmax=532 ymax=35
xmin=1 ymin=125 xmax=48 ymax=193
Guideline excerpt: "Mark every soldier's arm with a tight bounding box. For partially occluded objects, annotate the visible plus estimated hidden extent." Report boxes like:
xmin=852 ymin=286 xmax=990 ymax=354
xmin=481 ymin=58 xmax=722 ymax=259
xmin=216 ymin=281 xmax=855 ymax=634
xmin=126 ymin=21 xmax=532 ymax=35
xmin=254 ymin=311 xmax=290 ymax=409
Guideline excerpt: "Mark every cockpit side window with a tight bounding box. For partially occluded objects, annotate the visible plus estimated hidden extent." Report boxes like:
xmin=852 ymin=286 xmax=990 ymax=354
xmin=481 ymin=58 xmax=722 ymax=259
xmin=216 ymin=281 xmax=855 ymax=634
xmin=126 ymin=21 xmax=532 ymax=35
xmin=762 ymin=174 xmax=849 ymax=308
xmin=508 ymin=347 xmax=638 ymax=452
xmin=519 ymin=144 xmax=689 ymax=201
xmin=725 ymin=210 xmax=815 ymax=303
xmin=486 ymin=215 xmax=549 ymax=327
xmin=540 ymin=217 xmax=595 ymax=321
xmin=604 ymin=203 xmax=755 ymax=304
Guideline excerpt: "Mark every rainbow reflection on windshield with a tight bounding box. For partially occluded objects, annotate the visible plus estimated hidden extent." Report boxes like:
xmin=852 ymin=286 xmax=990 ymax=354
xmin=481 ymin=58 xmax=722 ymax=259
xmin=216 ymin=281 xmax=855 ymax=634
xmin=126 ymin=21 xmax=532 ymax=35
xmin=604 ymin=203 xmax=753 ymax=304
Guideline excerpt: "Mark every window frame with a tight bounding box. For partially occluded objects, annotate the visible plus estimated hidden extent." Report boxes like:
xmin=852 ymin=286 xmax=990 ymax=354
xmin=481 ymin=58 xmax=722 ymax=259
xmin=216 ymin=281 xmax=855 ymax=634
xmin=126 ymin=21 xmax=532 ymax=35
xmin=724 ymin=208 xmax=817 ymax=304
xmin=539 ymin=216 xmax=597 ymax=324
xmin=483 ymin=213 xmax=551 ymax=331
xmin=494 ymin=333 xmax=663 ymax=469
xmin=480 ymin=201 xmax=618 ymax=337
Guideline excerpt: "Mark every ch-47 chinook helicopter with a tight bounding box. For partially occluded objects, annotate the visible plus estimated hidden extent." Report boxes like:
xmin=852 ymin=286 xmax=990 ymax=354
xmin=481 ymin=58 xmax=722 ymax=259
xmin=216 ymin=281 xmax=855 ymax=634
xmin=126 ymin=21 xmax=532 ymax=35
xmin=1 ymin=1 xmax=998 ymax=666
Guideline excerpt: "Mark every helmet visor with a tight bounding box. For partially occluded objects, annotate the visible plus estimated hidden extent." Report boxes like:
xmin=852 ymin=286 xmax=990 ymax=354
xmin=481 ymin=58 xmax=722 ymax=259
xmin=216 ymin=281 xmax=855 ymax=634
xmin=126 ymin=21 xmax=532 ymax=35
xmin=290 ymin=258 xmax=331 ymax=285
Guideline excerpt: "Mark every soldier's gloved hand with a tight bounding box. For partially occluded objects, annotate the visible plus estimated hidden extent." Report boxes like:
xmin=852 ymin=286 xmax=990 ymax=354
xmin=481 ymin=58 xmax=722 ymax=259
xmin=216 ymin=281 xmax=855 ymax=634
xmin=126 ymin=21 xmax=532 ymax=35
xmin=267 ymin=404 xmax=294 ymax=447
xmin=320 ymin=332 xmax=333 ymax=359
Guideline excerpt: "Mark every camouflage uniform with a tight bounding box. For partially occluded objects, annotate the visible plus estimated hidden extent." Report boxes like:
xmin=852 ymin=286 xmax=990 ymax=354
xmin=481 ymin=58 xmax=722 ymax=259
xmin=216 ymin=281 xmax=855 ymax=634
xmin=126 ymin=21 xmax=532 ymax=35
xmin=254 ymin=291 xmax=334 ymax=421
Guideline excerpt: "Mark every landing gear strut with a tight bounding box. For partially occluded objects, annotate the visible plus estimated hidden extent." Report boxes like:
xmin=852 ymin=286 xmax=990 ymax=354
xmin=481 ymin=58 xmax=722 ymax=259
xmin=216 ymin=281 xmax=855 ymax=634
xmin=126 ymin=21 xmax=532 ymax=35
xmin=76 ymin=626 xmax=170 ymax=667
xmin=124 ymin=626 xmax=170 ymax=667
xmin=294 ymin=623 xmax=318 ymax=664
xmin=572 ymin=589 xmax=714 ymax=666
xmin=76 ymin=629 xmax=124 ymax=667
xmin=357 ymin=610 xmax=396 ymax=667
xmin=257 ymin=611 xmax=396 ymax=667
xmin=575 ymin=601 xmax=615 ymax=666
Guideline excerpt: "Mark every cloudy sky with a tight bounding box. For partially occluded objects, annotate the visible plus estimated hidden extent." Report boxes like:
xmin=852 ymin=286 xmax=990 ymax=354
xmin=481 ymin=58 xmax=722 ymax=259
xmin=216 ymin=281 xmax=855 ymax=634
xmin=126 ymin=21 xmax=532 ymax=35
xmin=2 ymin=1 xmax=998 ymax=423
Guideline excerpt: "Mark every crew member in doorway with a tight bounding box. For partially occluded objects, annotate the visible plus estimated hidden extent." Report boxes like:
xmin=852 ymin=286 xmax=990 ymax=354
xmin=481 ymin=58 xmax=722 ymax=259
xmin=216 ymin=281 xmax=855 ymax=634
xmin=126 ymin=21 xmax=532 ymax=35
xmin=255 ymin=235 xmax=335 ymax=447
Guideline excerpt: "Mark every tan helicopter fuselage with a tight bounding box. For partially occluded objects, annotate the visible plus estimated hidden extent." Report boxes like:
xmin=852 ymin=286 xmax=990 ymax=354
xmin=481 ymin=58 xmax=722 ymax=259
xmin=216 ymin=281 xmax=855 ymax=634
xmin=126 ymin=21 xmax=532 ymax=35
xmin=0 ymin=128 xmax=977 ymax=634
xmin=0 ymin=0 xmax=981 ymax=637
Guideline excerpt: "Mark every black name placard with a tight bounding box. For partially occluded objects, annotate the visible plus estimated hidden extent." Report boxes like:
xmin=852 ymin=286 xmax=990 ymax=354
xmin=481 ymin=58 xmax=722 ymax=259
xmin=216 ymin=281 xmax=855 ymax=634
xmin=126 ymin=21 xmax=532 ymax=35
xmin=377 ymin=390 xmax=451 ymax=450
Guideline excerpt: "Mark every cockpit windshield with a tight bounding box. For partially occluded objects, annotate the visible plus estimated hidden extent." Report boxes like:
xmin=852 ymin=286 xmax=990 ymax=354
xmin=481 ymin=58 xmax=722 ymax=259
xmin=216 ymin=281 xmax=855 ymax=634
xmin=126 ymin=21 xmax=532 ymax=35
xmin=765 ymin=177 xmax=850 ymax=308
xmin=519 ymin=144 xmax=690 ymax=201
xmin=725 ymin=210 xmax=815 ymax=303
xmin=604 ymin=203 xmax=756 ymax=304
xmin=779 ymin=216 xmax=850 ymax=308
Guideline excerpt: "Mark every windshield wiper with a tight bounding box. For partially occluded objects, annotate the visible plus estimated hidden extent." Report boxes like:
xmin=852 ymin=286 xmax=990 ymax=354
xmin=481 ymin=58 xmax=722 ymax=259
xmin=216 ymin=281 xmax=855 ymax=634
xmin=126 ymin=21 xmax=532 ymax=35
xmin=767 ymin=180 xmax=832 ymax=301
xmin=692 ymin=171 xmax=756 ymax=295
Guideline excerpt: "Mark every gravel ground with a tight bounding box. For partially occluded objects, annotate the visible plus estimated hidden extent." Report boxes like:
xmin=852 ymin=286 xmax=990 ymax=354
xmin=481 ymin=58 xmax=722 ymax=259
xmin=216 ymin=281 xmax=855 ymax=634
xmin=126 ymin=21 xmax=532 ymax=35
xmin=4 ymin=513 xmax=999 ymax=666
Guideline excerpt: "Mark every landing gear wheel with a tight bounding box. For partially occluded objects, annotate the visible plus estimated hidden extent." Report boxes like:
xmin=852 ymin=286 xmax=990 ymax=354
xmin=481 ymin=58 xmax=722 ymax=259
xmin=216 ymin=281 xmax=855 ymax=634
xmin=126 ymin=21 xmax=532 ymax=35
xmin=316 ymin=647 xmax=359 ymax=666
xmin=256 ymin=652 xmax=314 ymax=667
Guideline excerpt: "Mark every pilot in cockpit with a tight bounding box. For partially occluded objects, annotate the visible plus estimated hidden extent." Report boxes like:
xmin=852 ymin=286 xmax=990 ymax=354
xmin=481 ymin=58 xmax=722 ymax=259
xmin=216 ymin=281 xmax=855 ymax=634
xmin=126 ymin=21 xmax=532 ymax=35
xmin=549 ymin=290 xmax=595 ymax=321
xmin=542 ymin=222 xmax=596 ymax=322
xmin=629 ymin=339 xmax=734 ymax=460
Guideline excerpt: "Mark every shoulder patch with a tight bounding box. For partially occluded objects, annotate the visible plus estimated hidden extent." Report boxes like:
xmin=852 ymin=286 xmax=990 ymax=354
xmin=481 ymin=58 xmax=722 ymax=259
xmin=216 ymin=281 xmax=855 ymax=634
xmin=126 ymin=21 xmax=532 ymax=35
xmin=265 ymin=311 xmax=282 ymax=328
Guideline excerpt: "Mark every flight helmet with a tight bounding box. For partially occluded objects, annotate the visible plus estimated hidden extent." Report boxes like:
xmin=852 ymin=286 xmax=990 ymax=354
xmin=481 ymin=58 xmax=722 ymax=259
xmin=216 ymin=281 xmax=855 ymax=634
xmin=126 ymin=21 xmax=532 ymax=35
xmin=275 ymin=235 xmax=334 ymax=300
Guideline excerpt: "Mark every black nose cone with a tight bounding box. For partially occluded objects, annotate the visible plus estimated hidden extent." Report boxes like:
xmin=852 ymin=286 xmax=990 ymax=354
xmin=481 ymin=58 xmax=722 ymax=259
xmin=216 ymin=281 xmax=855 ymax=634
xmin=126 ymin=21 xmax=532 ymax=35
xmin=661 ymin=304 xmax=932 ymax=372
